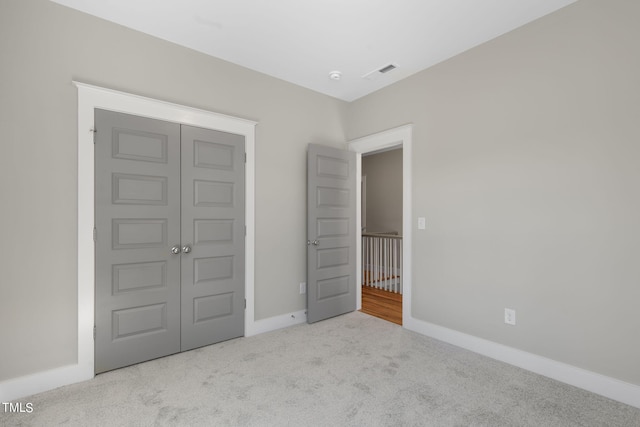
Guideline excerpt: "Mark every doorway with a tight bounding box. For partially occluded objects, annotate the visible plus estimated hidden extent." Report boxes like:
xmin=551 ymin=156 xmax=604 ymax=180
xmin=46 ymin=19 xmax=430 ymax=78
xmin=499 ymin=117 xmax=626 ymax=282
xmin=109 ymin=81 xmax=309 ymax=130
xmin=348 ymin=125 xmax=413 ymax=327
xmin=360 ymin=147 xmax=403 ymax=324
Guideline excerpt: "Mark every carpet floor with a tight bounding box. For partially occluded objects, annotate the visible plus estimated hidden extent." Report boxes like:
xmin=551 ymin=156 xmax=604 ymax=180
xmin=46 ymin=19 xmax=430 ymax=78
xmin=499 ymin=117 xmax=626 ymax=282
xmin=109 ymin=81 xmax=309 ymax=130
xmin=3 ymin=312 xmax=639 ymax=426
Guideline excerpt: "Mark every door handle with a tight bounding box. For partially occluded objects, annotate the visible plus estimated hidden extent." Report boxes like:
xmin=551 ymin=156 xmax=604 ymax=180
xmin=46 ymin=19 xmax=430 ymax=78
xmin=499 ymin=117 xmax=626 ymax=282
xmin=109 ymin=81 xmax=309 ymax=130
xmin=182 ymin=244 xmax=192 ymax=254
xmin=171 ymin=245 xmax=181 ymax=254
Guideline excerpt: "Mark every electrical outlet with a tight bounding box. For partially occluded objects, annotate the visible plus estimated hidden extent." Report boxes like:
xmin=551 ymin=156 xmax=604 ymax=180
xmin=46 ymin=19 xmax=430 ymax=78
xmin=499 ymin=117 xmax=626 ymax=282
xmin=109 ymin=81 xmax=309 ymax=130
xmin=299 ymin=282 xmax=306 ymax=294
xmin=504 ymin=308 xmax=516 ymax=325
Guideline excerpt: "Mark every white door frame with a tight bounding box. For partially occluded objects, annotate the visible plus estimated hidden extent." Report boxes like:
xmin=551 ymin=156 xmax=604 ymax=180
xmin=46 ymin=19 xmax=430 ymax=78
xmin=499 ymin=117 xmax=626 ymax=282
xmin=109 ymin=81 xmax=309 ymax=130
xmin=75 ymin=82 xmax=257 ymax=381
xmin=348 ymin=124 xmax=412 ymax=323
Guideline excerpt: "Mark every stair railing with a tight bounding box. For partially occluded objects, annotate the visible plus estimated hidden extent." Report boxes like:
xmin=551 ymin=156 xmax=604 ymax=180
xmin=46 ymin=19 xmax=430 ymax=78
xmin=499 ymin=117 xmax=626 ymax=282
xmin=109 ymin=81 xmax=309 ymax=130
xmin=362 ymin=232 xmax=402 ymax=294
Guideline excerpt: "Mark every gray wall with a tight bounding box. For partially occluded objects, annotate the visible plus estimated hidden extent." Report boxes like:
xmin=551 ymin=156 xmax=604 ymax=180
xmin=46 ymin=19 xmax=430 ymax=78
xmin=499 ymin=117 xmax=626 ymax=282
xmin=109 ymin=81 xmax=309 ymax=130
xmin=362 ymin=149 xmax=403 ymax=234
xmin=347 ymin=0 xmax=640 ymax=386
xmin=0 ymin=0 xmax=346 ymax=381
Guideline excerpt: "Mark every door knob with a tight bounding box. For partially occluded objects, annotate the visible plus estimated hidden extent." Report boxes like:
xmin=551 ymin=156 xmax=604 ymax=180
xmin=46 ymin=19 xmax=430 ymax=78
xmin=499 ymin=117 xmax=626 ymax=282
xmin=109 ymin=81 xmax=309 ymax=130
xmin=171 ymin=245 xmax=181 ymax=254
xmin=182 ymin=244 xmax=192 ymax=254
xmin=312 ymin=240 xmax=319 ymax=246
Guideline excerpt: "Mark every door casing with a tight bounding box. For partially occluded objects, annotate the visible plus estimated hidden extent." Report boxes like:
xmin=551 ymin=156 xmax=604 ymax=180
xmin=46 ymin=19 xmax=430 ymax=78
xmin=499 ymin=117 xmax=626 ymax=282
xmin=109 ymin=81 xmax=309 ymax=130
xmin=75 ymin=82 xmax=257 ymax=381
xmin=347 ymin=125 xmax=413 ymax=322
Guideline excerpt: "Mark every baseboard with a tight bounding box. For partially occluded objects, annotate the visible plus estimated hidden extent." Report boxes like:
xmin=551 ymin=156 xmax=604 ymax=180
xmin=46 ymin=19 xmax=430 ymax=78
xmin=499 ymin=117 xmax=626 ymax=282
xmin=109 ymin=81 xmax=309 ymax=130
xmin=0 ymin=363 xmax=93 ymax=402
xmin=245 ymin=309 xmax=307 ymax=337
xmin=1 ymin=310 xmax=308 ymax=401
xmin=7 ymin=313 xmax=636 ymax=410
xmin=404 ymin=316 xmax=640 ymax=409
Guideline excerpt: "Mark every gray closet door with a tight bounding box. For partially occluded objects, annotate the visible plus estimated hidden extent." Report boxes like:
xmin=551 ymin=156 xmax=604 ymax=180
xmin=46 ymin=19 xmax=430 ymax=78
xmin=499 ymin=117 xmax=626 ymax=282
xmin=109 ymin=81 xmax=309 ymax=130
xmin=307 ymin=144 xmax=357 ymax=323
xmin=95 ymin=109 xmax=181 ymax=374
xmin=180 ymin=125 xmax=245 ymax=351
xmin=95 ymin=110 xmax=246 ymax=373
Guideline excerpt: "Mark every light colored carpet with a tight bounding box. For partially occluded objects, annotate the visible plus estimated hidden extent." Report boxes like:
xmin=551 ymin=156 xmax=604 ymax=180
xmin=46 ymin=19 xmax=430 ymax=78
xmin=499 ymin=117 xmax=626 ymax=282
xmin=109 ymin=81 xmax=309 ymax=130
xmin=2 ymin=311 xmax=639 ymax=426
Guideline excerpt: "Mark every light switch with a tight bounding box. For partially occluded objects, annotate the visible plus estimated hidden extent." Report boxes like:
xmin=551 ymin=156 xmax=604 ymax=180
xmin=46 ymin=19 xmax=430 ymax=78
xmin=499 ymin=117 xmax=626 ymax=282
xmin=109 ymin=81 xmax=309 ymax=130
xmin=418 ymin=217 xmax=426 ymax=230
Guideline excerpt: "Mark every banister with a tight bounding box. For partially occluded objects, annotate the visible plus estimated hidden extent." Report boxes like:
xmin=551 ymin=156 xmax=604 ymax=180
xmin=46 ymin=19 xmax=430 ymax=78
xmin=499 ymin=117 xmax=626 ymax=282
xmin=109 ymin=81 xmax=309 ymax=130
xmin=362 ymin=233 xmax=403 ymax=294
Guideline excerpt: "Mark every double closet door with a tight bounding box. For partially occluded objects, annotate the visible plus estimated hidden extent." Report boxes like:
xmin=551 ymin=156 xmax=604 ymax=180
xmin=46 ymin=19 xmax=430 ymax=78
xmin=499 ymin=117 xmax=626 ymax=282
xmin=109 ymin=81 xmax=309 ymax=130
xmin=94 ymin=109 xmax=245 ymax=374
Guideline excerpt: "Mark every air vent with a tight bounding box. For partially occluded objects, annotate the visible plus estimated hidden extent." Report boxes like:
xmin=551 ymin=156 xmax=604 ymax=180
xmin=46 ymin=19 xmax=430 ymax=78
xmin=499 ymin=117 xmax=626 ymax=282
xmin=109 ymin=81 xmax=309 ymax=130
xmin=362 ymin=63 xmax=399 ymax=81
xmin=378 ymin=64 xmax=397 ymax=74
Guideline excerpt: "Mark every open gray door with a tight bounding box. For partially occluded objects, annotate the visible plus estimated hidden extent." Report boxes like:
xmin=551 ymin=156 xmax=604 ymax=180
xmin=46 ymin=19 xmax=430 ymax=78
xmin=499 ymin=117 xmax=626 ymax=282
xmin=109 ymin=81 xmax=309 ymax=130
xmin=307 ymin=144 xmax=357 ymax=323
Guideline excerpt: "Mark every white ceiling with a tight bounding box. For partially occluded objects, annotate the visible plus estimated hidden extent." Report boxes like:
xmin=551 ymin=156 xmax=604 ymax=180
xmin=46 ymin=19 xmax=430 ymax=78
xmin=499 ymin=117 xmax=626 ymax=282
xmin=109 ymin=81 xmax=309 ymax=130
xmin=52 ymin=0 xmax=578 ymax=102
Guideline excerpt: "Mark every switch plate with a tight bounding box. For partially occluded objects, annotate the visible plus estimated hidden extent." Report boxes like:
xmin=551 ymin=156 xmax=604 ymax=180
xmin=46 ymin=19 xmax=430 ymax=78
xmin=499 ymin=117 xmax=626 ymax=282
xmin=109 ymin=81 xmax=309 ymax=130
xmin=299 ymin=282 xmax=306 ymax=294
xmin=504 ymin=308 xmax=516 ymax=325
xmin=418 ymin=217 xmax=426 ymax=230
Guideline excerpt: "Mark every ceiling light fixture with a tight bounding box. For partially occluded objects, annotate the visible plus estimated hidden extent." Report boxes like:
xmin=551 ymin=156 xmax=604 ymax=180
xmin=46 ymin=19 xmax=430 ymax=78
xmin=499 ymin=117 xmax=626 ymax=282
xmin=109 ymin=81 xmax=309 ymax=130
xmin=328 ymin=71 xmax=342 ymax=81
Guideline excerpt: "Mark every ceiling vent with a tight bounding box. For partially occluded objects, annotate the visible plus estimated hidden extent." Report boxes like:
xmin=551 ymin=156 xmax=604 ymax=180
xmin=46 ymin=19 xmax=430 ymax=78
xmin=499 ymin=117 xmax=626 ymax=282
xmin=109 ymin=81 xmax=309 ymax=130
xmin=378 ymin=64 xmax=397 ymax=73
xmin=362 ymin=63 xmax=399 ymax=81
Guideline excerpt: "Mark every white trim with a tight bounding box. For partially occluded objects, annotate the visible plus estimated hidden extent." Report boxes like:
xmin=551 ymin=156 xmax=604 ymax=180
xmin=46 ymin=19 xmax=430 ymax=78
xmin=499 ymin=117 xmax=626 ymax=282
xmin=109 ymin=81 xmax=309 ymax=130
xmin=405 ymin=317 xmax=640 ymax=409
xmin=348 ymin=124 xmax=413 ymax=321
xmin=355 ymin=155 xmax=363 ymax=310
xmin=361 ymin=174 xmax=367 ymax=234
xmin=247 ymin=310 xmax=308 ymax=336
xmin=0 ymin=82 xmax=257 ymax=402
xmin=0 ymin=364 xmax=90 ymax=402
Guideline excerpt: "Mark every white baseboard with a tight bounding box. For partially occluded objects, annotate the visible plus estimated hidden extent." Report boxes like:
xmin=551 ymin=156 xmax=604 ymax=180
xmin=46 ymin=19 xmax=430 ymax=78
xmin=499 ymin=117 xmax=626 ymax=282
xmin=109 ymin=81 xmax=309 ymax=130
xmin=6 ymin=312 xmax=637 ymax=410
xmin=245 ymin=309 xmax=307 ymax=337
xmin=0 ymin=363 xmax=93 ymax=402
xmin=404 ymin=316 xmax=640 ymax=409
xmin=1 ymin=310 xmax=308 ymax=402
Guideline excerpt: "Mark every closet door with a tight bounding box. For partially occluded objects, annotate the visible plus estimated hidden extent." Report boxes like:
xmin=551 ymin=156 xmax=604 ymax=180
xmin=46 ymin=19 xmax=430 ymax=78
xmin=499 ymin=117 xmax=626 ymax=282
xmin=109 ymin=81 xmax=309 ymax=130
xmin=94 ymin=109 xmax=181 ymax=374
xmin=95 ymin=111 xmax=246 ymax=373
xmin=180 ymin=125 xmax=245 ymax=351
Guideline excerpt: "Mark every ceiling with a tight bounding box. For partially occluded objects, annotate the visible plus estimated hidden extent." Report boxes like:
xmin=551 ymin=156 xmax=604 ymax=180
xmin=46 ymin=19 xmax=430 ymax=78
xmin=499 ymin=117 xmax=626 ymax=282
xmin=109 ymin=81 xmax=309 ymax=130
xmin=51 ymin=0 xmax=578 ymax=102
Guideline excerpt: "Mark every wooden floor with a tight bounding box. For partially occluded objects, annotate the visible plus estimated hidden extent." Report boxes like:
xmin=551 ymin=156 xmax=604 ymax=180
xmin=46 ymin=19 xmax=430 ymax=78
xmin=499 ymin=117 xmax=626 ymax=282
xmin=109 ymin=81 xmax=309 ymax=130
xmin=360 ymin=285 xmax=402 ymax=325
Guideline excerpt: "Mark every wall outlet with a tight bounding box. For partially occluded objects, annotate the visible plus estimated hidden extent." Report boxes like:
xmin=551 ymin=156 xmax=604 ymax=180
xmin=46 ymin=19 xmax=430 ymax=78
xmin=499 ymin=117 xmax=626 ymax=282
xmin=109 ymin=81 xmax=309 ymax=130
xmin=504 ymin=308 xmax=516 ymax=325
xmin=299 ymin=282 xmax=306 ymax=294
